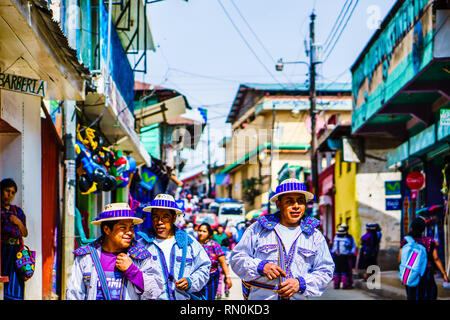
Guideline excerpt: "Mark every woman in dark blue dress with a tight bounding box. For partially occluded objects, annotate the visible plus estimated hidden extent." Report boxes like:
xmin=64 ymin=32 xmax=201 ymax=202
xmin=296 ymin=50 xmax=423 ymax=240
xmin=1 ymin=178 xmax=28 ymax=300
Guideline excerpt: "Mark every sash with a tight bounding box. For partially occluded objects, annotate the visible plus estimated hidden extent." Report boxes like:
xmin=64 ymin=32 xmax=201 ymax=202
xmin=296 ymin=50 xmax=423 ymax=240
xmin=155 ymin=244 xmax=176 ymax=300
xmin=242 ymin=229 xmax=301 ymax=300
xmin=89 ymin=246 xmax=126 ymax=300
xmin=155 ymin=233 xmax=205 ymax=300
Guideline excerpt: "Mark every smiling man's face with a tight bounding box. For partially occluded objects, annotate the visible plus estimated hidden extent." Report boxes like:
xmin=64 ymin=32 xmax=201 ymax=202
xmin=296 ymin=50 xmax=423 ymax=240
xmin=276 ymin=192 xmax=306 ymax=227
xmin=151 ymin=209 xmax=176 ymax=239
xmin=103 ymin=219 xmax=135 ymax=250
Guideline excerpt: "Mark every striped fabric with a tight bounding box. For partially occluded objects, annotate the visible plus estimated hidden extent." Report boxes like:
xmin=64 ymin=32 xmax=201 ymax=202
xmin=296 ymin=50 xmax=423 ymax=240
xmin=276 ymin=181 xmax=307 ymax=194
xmin=93 ymin=209 xmax=134 ymax=222
xmin=402 ymin=251 xmax=419 ymax=284
xmin=150 ymin=199 xmax=179 ymax=210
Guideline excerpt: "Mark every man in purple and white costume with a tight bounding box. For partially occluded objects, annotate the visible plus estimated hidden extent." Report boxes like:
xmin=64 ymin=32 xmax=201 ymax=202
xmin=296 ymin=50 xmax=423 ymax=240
xmin=66 ymin=203 xmax=163 ymax=300
xmin=230 ymin=179 xmax=334 ymax=300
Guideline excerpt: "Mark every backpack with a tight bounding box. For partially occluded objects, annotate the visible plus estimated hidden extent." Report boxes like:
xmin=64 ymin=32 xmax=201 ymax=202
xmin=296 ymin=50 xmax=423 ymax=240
xmin=399 ymin=236 xmax=428 ymax=287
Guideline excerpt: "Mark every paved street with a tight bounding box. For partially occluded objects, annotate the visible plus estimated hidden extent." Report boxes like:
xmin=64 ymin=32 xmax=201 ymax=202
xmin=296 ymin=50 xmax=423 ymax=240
xmin=309 ymin=283 xmax=382 ymax=300
xmin=219 ymin=270 xmax=382 ymax=300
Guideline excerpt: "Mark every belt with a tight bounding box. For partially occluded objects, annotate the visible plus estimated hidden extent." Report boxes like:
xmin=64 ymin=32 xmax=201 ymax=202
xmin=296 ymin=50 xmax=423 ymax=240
xmin=242 ymin=280 xmax=281 ymax=300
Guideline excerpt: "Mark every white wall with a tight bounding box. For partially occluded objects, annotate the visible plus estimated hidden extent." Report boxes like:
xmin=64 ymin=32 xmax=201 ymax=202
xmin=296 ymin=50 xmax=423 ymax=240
xmin=356 ymin=149 xmax=401 ymax=251
xmin=0 ymin=90 xmax=42 ymax=299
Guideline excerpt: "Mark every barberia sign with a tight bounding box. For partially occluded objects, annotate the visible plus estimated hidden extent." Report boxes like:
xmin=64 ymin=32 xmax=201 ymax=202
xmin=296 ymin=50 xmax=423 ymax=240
xmin=0 ymin=72 xmax=46 ymax=97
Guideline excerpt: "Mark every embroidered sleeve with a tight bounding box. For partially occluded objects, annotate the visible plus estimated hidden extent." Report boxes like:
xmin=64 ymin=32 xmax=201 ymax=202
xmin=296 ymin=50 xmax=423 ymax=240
xmin=297 ymin=276 xmax=307 ymax=294
xmin=257 ymin=260 xmax=270 ymax=276
xmin=214 ymin=241 xmax=225 ymax=258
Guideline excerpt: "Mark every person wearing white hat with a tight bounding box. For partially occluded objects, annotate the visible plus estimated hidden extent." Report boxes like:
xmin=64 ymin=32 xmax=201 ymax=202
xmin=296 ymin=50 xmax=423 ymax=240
xmin=330 ymin=224 xmax=357 ymax=289
xmin=230 ymin=178 xmax=334 ymax=300
xmin=66 ymin=203 xmax=163 ymax=300
xmin=137 ymin=194 xmax=211 ymax=300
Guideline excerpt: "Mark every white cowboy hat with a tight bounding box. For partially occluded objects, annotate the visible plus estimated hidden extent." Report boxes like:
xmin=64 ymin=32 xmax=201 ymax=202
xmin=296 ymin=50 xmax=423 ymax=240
xmin=143 ymin=194 xmax=183 ymax=215
xmin=91 ymin=202 xmax=143 ymax=226
xmin=269 ymin=178 xmax=315 ymax=203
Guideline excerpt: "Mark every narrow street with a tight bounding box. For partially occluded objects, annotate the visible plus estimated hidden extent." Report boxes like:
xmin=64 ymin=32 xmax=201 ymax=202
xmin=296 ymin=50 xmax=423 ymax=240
xmin=220 ymin=270 xmax=382 ymax=300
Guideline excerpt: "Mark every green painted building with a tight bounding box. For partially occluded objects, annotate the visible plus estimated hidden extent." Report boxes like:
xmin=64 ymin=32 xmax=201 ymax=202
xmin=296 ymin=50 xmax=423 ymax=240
xmin=350 ymin=0 xmax=450 ymax=265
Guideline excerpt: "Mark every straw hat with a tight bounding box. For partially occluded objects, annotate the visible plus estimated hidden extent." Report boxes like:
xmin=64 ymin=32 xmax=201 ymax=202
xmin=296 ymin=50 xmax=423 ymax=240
xmin=336 ymin=225 xmax=348 ymax=235
xmin=91 ymin=203 xmax=143 ymax=226
xmin=269 ymin=178 xmax=315 ymax=203
xmin=143 ymin=194 xmax=183 ymax=215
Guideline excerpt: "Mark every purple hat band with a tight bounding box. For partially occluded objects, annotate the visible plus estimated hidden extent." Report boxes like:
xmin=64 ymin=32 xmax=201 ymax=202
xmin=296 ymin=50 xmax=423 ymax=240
xmin=93 ymin=209 xmax=136 ymax=222
xmin=275 ymin=181 xmax=308 ymax=194
xmin=150 ymin=199 xmax=181 ymax=211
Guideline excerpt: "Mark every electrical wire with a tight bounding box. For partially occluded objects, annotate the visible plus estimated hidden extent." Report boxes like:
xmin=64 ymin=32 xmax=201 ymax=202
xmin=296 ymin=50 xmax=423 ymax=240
xmin=216 ymin=0 xmax=289 ymax=90
xmin=228 ymin=0 xmax=297 ymax=86
xmin=322 ymin=0 xmax=352 ymax=51
xmin=323 ymin=0 xmax=359 ymax=63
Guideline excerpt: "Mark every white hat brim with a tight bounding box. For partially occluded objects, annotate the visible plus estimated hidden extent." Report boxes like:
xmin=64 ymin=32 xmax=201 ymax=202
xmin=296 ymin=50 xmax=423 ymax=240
xmin=143 ymin=205 xmax=183 ymax=215
xmin=270 ymin=190 xmax=315 ymax=203
xmin=91 ymin=216 xmax=144 ymax=226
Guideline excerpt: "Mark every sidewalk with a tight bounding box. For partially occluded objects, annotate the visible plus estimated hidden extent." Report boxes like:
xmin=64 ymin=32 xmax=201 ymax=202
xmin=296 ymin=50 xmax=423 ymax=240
xmin=353 ymin=271 xmax=450 ymax=300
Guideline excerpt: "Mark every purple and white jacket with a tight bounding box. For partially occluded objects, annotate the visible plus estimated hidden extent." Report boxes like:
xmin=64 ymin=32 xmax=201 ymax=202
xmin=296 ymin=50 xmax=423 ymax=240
xmin=230 ymin=213 xmax=334 ymax=300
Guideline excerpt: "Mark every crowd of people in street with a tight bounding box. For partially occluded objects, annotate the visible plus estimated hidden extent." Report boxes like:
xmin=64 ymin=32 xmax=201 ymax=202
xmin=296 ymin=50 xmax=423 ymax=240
xmin=1 ymin=177 xmax=449 ymax=301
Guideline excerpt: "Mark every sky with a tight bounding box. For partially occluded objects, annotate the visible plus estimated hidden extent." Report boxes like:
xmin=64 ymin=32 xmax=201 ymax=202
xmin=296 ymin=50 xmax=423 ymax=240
xmin=141 ymin=0 xmax=398 ymax=176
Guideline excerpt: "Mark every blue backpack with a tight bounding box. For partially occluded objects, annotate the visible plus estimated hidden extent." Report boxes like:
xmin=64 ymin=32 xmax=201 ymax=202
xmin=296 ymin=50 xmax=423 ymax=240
xmin=399 ymin=236 xmax=428 ymax=287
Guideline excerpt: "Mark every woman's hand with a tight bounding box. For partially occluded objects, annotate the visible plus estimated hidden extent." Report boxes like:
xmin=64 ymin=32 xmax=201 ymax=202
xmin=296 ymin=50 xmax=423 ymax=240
xmin=9 ymin=214 xmax=28 ymax=237
xmin=225 ymin=275 xmax=233 ymax=289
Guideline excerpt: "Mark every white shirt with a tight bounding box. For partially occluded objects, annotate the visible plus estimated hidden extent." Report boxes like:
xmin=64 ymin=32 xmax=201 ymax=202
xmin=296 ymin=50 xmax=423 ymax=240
xmin=274 ymin=223 xmax=302 ymax=254
xmin=154 ymin=237 xmax=176 ymax=265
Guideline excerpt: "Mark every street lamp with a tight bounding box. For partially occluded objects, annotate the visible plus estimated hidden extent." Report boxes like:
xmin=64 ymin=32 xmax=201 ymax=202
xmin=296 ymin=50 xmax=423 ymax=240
xmin=275 ymin=58 xmax=309 ymax=72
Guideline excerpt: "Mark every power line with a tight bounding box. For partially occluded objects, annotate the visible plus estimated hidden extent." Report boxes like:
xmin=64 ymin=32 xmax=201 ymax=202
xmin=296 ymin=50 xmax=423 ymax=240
xmin=323 ymin=0 xmax=359 ymax=63
xmin=322 ymin=0 xmax=352 ymax=51
xmin=228 ymin=0 xmax=297 ymax=86
xmin=216 ymin=0 xmax=289 ymax=89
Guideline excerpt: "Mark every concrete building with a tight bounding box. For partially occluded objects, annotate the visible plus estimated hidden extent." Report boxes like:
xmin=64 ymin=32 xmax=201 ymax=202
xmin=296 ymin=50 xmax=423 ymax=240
xmin=220 ymin=83 xmax=352 ymax=213
xmin=350 ymin=0 xmax=450 ymax=267
xmin=317 ymin=125 xmax=402 ymax=270
xmin=0 ymin=0 xmax=89 ymax=299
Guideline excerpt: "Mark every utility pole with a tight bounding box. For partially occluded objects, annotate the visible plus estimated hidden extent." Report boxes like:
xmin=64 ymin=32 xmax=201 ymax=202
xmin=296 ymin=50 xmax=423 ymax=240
xmin=309 ymin=11 xmax=319 ymax=203
xmin=268 ymin=103 xmax=276 ymax=214
xmin=207 ymin=124 xmax=212 ymax=198
xmin=61 ymin=0 xmax=80 ymax=299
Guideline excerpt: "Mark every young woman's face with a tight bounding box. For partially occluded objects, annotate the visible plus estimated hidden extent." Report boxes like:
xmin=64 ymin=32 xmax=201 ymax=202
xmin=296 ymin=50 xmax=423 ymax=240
xmin=104 ymin=219 xmax=135 ymax=250
xmin=151 ymin=209 xmax=176 ymax=239
xmin=1 ymin=186 xmax=16 ymax=207
xmin=197 ymin=225 xmax=210 ymax=242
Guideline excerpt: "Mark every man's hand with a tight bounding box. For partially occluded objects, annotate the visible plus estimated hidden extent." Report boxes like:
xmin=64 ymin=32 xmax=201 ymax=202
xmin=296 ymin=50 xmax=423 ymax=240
xmin=115 ymin=253 xmax=132 ymax=272
xmin=277 ymin=278 xmax=300 ymax=299
xmin=262 ymin=263 xmax=286 ymax=280
xmin=175 ymin=278 xmax=190 ymax=291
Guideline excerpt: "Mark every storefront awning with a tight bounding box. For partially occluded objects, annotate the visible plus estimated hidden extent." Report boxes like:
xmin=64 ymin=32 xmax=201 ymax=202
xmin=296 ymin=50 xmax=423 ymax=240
xmin=0 ymin=0 xmax=90 ymax=100
xmin=134 ymin=95 xmax=189 ymax=127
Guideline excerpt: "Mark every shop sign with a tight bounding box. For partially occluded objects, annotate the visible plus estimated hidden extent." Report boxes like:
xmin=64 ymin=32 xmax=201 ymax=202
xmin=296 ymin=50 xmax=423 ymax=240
xmin=385 ymin=181 xmax=401 ymax=195
xmin=386 ymin=198 xmax=402 ymax=211
xmin=406 ymin=171 xmax=425 ymax=190
xmin=0 ymin=72 xmax=46 ymax=97
xmin=139 ymin=166 xmax=158 ymax=191
xmin=440 ymin=109 xmax=450 ymax=126
xmin=352 ymin=0 xmax=431 ymax=102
